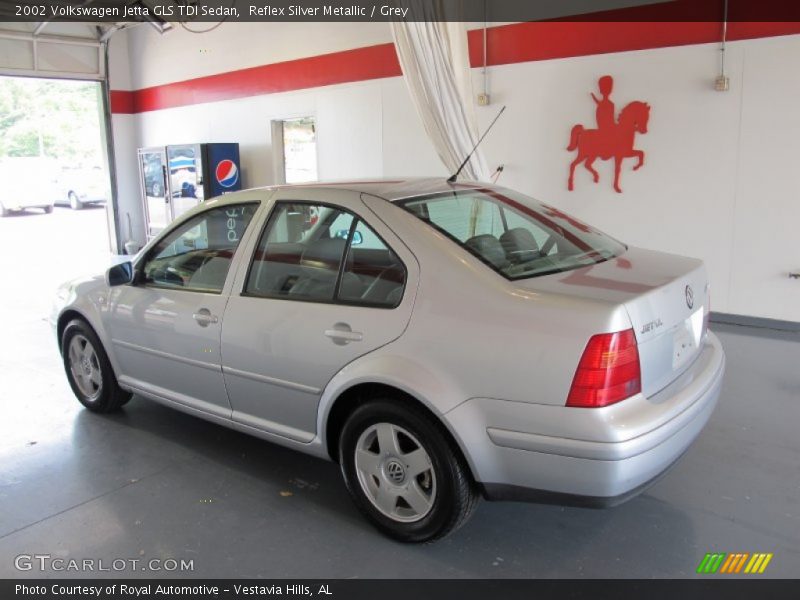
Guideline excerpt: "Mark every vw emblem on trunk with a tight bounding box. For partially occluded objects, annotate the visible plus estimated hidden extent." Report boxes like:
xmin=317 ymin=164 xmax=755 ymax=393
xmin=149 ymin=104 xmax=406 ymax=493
xmin=685 ymin=285 xmax=694 ymax=309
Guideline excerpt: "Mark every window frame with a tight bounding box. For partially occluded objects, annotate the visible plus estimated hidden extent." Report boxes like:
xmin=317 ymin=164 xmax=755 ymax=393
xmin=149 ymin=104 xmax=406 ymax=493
xmin=240 ymin=199 xmax=407 ymax=310
xmin=135 ymin=201 xmax=261 ymax=295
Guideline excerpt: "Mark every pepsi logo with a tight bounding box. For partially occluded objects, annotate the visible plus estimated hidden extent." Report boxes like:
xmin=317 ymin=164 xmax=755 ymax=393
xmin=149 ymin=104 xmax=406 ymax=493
xmin=215 ymin=159 xmax=239 ymax=188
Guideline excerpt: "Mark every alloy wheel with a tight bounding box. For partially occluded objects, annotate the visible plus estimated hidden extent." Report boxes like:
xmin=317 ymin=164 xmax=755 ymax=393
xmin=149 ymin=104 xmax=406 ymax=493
xmin=67 ymin=334 xmax=103 ymax=401
xmin=354 ymin=422 xmax=436 ymax=523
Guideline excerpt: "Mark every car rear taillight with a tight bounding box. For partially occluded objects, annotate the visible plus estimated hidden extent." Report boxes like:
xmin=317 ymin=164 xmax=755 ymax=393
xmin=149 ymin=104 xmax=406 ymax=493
xmin=566 ymin=328 xmax=642 ymax=408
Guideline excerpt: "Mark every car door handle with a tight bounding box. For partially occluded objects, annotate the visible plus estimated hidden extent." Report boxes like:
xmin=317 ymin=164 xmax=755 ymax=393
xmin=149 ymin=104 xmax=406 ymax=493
xmin=325 ymin=323 xmax=363 ymax=345
xmin=193 ymin=309 xmax=219 ymax=327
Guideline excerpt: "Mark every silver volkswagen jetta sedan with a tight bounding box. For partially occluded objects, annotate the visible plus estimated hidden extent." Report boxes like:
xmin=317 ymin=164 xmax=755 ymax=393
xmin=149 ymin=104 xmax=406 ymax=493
xmin=52 ymin=179 xmax=725 ymax=542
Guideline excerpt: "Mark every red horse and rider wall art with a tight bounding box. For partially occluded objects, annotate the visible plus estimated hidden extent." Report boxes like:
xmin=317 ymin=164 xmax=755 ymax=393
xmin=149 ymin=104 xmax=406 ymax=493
xmin=567 ymin=75 xmax=650 ymax=193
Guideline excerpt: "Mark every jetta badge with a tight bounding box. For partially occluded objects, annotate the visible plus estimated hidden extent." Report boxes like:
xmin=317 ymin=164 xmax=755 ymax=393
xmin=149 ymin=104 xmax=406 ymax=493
xmin=685 ymin=285 xmax=694 ymax=309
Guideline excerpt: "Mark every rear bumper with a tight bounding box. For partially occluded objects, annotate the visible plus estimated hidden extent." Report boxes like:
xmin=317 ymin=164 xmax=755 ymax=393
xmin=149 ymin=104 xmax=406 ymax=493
xmin=446 ymin=332 xmax=725 ymax=504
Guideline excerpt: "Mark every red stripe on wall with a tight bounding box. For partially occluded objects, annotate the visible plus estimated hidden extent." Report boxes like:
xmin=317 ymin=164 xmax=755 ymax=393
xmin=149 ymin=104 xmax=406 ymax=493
xmin=113 ymin=21 xmax=800 ymax=114
xmin=466 ymin=22 xmax=719 ymax=66
xmin=110 ymin=89 xmax=135 ymax=114
xmin=726 ymin=21 xmax=800 ymax=41
xmin=466 ymin=21 xmax=800 ymax=67
xmin=132 ymin=43 xmax=400 ymax=113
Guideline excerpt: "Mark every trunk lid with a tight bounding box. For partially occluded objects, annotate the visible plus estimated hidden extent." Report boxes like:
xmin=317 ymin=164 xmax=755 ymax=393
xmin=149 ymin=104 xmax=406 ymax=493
xmin=515 ymin=246 xmax=709 ymax=397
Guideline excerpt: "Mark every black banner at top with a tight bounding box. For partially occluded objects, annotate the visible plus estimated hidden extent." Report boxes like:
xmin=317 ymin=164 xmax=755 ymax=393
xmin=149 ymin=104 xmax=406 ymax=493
xmin=1 ymin=0 xmax=800 ymax=23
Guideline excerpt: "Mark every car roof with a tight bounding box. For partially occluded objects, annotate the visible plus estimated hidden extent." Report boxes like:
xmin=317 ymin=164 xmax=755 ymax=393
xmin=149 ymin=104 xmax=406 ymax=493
xmin=213 ymin=177 xmax=486 ymax=206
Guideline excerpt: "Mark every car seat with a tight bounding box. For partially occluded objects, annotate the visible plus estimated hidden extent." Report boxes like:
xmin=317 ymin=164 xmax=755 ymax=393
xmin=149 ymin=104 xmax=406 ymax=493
xmin=289 ymin=238 xmax=363 ymax=300
xmin=500 ymin=227 xmax=540 ymax=264
xmin=464 ymin=234 xmax=510 ymax=269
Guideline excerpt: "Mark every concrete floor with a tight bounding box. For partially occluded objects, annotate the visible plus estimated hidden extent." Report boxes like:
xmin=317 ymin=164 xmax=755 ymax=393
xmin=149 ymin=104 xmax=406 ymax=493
xmin=0 ymin=207 xmax=798 ymax=578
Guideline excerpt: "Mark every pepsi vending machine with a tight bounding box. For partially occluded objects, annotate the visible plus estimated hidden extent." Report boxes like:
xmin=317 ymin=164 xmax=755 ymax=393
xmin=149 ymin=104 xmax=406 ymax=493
xmin=139 ymin=142 xmax=241 ymax=240
xmin=204 ymin=143 xmax=241 ymax=196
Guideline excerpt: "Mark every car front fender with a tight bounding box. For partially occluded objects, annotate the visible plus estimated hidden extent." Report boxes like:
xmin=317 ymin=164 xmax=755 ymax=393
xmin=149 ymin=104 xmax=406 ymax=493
xmin=53 ymin=276 xmax=123 ymax=379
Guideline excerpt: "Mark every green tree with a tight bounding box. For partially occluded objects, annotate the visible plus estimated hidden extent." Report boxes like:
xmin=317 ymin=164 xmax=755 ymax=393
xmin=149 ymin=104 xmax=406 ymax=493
xmin=0 ymin=76 xmax=103 ymax=166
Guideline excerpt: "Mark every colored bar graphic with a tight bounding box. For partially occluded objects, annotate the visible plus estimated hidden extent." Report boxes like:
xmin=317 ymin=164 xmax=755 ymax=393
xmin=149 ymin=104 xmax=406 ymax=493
xmin=744 ymin=553 xmax=774 ymax=574
xmin=750 ymin=554 xmax=764 ymax=573
xmin=696 ymin=553 xmax=713 ymax=574
xmin=700 ymin=552 xmax=774 ymax=574
xmin=719 ymin=553 xmax=750 ymax=573
xmin=759 ymin=554 xmax=774 ymax=573
xmin=711 ymin=554 xmax=726 ymax=573
xmin=734 ymin=553 xmax=750 ymax=573
xmin=720 ymin=554 xmax=737 ymax=573
xmin=697 ymin=553 xmax=727 ymax=574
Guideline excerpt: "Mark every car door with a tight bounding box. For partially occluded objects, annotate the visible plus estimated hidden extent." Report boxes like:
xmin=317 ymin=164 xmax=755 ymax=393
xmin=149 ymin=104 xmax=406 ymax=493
xmin=221 ymin=188 xmax=419 ymax=442
xmin=104 ymin=201 xmax=260 ymax=418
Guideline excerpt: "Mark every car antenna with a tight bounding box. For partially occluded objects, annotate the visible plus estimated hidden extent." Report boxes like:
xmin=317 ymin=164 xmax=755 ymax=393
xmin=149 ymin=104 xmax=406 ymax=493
xmin=447 ymin=105 xmax=506 ymax=184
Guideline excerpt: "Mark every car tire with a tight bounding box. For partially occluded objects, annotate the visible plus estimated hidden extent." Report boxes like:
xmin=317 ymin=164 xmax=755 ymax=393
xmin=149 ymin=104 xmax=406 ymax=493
xmin=68 ymin=192 xmax=83 ymax=210
xmin=61 ymin=319 xmax=132 ymax=413
xmin=339 ymin=399 xmax=479 ymax=542
xmin=43 ymin=205 xmax=53 ymax=214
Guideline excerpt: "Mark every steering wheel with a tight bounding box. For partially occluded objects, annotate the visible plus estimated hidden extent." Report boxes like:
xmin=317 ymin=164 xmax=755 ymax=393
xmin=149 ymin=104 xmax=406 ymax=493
xmin=165 ymin=266 xmax=186 ymax=285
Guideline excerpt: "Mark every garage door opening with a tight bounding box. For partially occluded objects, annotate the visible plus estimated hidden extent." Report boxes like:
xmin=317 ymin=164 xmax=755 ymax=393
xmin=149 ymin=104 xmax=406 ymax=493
xmin=0 ymin=76 xmax=110 ymax=212
xmin=0 ymin=75 xmax=115 ymax=318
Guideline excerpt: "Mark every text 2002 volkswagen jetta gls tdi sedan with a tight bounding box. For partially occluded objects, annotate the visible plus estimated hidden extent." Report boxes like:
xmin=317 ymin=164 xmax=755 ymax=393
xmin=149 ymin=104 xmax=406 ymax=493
xmin=52 ymin=179 xmax=725 ymax=542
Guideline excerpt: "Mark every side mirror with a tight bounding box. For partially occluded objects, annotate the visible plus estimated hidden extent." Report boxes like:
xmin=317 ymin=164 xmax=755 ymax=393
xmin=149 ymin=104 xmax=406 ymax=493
xmin=106 ymin=261 xmax=134 ymax=287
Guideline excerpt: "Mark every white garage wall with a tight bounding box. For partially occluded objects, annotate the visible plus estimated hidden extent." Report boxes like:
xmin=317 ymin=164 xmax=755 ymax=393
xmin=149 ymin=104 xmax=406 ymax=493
xmin=113 ymin=24 xmax=800 ymax=322
xmin=130 ymin=78 xmax=442 ymax=184
xmin=107 ymin=31 xmax=140 ymax=252
xmin=476 ymin=42 xmax=743 ymax=316
xmin=473 ymin=35 xmax=799 ymax=323
xmin=127 ymin=22 xmax=394 ymax=89
xmin=729 ymin=38 xmax=800 ymax=320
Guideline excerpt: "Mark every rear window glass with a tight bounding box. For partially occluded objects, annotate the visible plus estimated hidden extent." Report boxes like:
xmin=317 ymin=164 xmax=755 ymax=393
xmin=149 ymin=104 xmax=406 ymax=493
xmin=401 ymin=188 xmax=626 ymax=280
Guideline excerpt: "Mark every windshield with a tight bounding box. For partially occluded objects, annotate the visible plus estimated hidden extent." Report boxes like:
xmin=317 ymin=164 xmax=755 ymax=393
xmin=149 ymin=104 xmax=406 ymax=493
xmin=400 ymin=187 xmax=626 ymax=280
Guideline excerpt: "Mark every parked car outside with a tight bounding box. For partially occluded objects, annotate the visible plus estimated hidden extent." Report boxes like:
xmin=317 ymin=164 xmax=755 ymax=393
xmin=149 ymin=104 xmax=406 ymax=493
xmin=51 ymin=179 xmax=725 ymax=542
xmin=56 ymin=166 xmax=108 ymax=210
xmin=143 ymin=155 xmax=165 ymax=197
xmin=0 ymin=157 xmax=57 ymax=216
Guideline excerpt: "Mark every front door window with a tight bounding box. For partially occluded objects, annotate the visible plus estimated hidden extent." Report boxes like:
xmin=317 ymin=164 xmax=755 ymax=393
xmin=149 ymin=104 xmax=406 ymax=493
xmin=143 ymin=204 xmax=258 ymax=293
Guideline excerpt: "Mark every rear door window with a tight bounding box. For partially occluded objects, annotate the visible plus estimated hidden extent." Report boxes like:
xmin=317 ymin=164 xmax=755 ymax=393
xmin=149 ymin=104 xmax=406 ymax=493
xmin=245 ymin=202 xmax=406 ymax=307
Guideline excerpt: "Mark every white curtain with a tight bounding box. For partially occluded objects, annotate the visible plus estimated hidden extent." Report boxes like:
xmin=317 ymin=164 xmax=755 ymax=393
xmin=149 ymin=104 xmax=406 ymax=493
xmin=391 ymin=3 xmax=490 ymax=181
